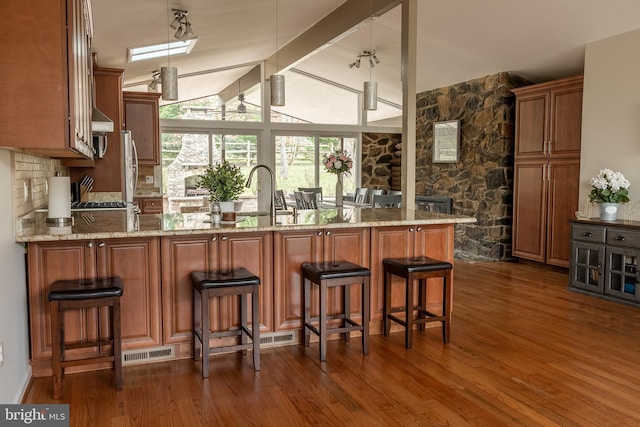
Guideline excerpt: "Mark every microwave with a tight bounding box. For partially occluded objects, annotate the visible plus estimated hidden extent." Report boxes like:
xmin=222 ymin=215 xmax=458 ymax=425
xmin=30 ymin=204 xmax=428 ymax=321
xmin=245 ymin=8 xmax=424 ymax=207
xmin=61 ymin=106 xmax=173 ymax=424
xmin=92 ymin=134 xmax=108 ymax=158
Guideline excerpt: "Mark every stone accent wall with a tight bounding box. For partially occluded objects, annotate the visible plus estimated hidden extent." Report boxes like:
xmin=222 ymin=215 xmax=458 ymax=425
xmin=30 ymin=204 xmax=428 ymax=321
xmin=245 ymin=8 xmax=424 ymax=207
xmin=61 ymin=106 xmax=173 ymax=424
xmin=361 ymin=133 xmax=401 ymax=190
xmin=416 ymin=72 xmax=530 ymax=261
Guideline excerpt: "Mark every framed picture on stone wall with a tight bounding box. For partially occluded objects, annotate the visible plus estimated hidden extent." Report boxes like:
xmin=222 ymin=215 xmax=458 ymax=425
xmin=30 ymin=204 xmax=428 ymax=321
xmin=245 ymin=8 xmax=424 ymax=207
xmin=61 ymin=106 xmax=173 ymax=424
xmin=433 ymin=120 xmax=460 ymax=163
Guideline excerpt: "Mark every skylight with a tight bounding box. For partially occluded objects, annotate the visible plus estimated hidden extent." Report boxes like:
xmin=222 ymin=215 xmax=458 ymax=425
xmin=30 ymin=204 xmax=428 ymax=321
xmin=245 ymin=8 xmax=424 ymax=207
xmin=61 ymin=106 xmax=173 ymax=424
xmin=127 ymin=39 xmax=198 ymax=63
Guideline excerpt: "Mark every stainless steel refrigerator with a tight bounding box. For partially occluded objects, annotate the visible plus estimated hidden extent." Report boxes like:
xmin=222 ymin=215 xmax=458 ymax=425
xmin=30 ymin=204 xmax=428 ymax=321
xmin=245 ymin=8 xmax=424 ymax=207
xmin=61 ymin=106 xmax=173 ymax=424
xmin=122 ymin=130 xmax=138 ymax=206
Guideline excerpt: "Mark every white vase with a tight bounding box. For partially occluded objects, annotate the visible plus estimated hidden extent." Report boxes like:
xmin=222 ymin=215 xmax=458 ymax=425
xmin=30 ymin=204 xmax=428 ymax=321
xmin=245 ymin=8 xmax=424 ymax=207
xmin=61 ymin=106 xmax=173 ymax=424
xmin=335 ymin=174 xmax=343 ymax=207
xmin=599 ymin=202 xmax=619 ymax=221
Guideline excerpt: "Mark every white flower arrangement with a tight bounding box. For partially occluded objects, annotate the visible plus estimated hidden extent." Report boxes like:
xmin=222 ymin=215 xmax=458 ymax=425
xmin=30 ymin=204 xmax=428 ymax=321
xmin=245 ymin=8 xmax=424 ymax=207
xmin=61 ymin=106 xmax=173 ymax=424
xmin=322 ymin=149 xmax=353 ymax=175
xmin=589 ymin=169 xmax=631 ymax=204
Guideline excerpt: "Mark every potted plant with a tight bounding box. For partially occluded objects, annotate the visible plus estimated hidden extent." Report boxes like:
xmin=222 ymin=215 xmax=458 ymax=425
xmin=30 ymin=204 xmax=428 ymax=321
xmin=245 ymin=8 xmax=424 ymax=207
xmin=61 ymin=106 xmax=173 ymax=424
xmin=589 ymin=168 xmax=631 ymax=220
xmin=197 ymin=161 xmax=246 ymax=212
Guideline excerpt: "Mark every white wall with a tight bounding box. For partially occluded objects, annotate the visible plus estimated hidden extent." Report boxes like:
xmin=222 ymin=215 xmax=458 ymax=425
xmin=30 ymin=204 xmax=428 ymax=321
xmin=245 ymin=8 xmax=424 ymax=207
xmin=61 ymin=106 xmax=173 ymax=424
xmin=581 ymin=29 xmax=640 ymax=219
xmin=0 ymin=149 xmax=31 ymax=403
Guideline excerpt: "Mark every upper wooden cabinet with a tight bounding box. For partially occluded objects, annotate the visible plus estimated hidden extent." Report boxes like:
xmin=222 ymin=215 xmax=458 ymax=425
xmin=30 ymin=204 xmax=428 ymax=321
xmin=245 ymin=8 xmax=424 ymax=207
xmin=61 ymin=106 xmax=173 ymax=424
xmin=0 ymin=0 xmax=94 ymax=159
xmin=123 ymin=92 xmax=161 ymax=165
xmin=513 ymin=76 xmax=583 ymax=159
xmin=512 ymin=76 xmax=583 ymax=267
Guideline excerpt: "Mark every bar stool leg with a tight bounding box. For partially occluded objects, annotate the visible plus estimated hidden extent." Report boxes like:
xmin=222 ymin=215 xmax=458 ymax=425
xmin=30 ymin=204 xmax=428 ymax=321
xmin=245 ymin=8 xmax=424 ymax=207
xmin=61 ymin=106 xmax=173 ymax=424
xmin=112 ymin=300 xmax=123 ymax=390
xmin=251 ymin=287 xmax=261 ymax=371
xmin=383 ymin=269 xmax=392 ymax=337
xmin=240 ymin=293 xmax=248 ymax=355
xmin=417 ymin=278 xmax=426 ymax=332
xmin=343 ymin=282 xmax=351 ymax=342
xmin=405 ymin=275 xmax=414 ymax=349
xmin=443 ymin=269 xmax=452 ymax=343
xmin=304 ymin=277 xmax=311 ymax=347
xmin=319 ymin=280 xmax=328 ymax=362
xmin=362 ymin=277 xmax=370 ymax=355
xmin=193 ymin=287 xmax=201 ymax=362
xmin=201 ymin=288 xmax=210 ymax=378
xmin=51 ymin=300 xmax=62 ymax=399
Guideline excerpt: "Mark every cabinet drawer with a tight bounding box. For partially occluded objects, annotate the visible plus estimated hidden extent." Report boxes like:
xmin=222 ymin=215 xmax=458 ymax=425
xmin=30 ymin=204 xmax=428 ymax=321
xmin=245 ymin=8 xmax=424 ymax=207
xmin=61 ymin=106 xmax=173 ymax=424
xmin=572 ymin=224 xmax=604 ymax=243
xmin=606 ymin=228 xmax=640 ymax=248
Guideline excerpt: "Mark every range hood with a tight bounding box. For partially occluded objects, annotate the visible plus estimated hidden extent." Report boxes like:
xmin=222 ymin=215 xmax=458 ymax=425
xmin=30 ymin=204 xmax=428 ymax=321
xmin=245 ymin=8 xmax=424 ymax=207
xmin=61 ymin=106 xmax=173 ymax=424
xmin=92 ymin=107 xmax=114 ymax=133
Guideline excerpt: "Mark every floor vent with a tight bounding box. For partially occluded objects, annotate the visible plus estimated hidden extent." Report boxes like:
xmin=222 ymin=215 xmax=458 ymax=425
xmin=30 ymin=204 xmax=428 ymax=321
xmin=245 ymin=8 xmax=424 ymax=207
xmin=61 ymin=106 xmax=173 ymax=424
xmin=122 ymin=345 xmax=175 ymax=366
xmin=260 ymin=331 xmax=297 ymax=348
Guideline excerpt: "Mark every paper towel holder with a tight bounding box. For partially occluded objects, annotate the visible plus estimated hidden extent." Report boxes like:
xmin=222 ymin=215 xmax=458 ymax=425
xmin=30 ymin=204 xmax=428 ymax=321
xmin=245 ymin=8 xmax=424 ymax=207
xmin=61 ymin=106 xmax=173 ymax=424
xmin=46 ymin=217 xmax=74 ymax=227
xmin=47 ymin=172 xmax=73 ymax=227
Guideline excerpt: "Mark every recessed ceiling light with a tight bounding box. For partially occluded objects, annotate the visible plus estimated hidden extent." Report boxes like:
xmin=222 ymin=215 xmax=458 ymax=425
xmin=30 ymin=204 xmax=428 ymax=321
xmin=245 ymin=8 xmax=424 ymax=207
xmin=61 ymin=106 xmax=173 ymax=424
xmin=127 ymin=38 xmax=198 ymax=63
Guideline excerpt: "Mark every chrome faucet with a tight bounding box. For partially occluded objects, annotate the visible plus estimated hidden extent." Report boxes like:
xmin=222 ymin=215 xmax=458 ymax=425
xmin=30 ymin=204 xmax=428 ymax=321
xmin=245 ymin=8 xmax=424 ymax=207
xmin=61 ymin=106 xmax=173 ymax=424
xmin=245 ymin=164 xmax=276 ymax=225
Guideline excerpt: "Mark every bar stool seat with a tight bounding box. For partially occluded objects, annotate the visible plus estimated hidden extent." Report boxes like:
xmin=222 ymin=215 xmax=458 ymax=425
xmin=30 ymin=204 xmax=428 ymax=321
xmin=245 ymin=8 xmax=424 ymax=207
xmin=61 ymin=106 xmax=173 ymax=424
xmin=302 ymin=261 xmax=371 ymax=362
xmin=383 ymin=256 xmax=453 ymax=348
xmin=48 ymin=277 xmax=124 ymax=399
xmin=191 ymin=268 xmax=260 ymax=378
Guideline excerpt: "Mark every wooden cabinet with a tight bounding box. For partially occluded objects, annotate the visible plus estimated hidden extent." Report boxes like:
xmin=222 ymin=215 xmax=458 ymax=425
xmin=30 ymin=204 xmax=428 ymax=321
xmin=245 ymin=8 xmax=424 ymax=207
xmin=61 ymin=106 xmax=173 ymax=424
xmin=27 ymin=237 xmax=161 ymax=376
xmin=570 ymin=221 xmax=640 ymax=306
xmin=370 ymin=225 xmax=453 ymax=330
xmin=273 ymin=228 xmax=370 ymax=331
xmin=68 ymin=67 xmax=125 ymax=190
xmin=1 ymin=0 xmax=94 ymax=158
xmin=123 ymin=92 xmax=161 ymax=165
xmin=161 ymin=232 xmax=273 ymax=358
xmin=134 ymin=197 xmax=163 ymax=214
xmin=512 ymin=76 xmax=583 ymax=267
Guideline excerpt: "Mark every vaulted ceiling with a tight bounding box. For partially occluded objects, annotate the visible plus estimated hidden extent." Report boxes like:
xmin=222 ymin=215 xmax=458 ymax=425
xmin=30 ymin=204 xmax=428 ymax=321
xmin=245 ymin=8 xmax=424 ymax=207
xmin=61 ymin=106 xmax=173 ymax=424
xmin=92 ymin=0 xmax=640 ymax=122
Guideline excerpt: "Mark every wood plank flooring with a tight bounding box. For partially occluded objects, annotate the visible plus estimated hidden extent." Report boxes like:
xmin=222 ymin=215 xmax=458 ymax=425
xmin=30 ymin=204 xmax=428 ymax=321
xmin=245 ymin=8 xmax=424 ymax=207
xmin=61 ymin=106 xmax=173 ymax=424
xmin=22 ymin=261 xmax=640 ymax=426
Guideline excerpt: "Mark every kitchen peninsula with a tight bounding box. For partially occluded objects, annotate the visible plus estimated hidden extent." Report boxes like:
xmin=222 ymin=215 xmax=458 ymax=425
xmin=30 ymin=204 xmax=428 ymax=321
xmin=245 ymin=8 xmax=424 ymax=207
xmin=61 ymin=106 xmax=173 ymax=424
xmin=17 ymin=207 xmax=475 ymax=377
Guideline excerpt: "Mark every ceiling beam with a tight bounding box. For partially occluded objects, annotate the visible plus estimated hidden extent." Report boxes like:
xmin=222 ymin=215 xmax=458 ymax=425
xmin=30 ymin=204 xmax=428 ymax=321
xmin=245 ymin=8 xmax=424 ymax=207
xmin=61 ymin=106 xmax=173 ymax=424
xmin=218 ymin=0 xmax=400 ymax=103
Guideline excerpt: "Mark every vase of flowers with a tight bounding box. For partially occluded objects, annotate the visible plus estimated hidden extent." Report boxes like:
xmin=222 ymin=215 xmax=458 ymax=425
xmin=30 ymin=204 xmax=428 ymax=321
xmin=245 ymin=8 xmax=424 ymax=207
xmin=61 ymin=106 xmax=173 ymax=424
xmin=197 ymin=161 xmax=245 ymax=213
xmin=589 ymin=169 xmax=631 ymax=221
xmin=322 ymin=149 xmax=353 ymax=207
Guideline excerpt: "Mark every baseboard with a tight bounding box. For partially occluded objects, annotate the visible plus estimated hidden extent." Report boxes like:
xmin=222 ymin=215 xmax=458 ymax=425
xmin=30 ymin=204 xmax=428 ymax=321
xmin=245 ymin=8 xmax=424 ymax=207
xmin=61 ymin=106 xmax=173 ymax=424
xmin=17 ymin=364 xmax=32 ymax=404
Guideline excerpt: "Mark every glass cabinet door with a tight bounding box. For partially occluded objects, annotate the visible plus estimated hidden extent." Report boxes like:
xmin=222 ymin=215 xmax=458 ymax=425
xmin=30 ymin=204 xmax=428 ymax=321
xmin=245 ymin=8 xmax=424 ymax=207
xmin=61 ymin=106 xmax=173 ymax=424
xmin=605 ymin=247 xmax=639 ymax=301
xmin=570 ymin=241 xmax=604 ymax=293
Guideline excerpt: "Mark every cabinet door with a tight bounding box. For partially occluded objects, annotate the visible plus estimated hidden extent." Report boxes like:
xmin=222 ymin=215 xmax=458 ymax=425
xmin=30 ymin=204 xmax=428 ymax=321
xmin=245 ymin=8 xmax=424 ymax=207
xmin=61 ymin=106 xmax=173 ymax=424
xmin=161 ymin=236 xmax=217 ymax=348
xmin=546 ymin=158 xmax=580 ymax=267
xmin=513 ymin=160 xmax=547 ymax=262
xmin=273 ymin=230 xmax=323 ymax=331
xmin=123 ymin=92 xmax=161 ymax=165
xmin=605 ymin=247 xmax=640 ymax=302
xmin=570 ymin=241 xmax=604 ymax=294
xmin=514 ymin=91 xmax=548 ymax=158
xmin=219 ymin=232 xmax=274 ymax=333
xmin=27 ymin=241 xmax=97 ymax=365
xmin=370 ymin=226 xmax=413 ymax=322
xmin=549 ymin=83 xmax=583 ymax=157
xmin=97 ymin=238 xmax=161 ymax=349
xmin=414 ymin=224 xmax=455 ymax=312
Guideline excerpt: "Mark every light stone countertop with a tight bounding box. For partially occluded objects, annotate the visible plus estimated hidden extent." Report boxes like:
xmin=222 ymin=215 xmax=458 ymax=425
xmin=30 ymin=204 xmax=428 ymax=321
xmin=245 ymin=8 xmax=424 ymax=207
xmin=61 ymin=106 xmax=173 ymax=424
xmin=15 ymin=207 xmax=477 ymax=242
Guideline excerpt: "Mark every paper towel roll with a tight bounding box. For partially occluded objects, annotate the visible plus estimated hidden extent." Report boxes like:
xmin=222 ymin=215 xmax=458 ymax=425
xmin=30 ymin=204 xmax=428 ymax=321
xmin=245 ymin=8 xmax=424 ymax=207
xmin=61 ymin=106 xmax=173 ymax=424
xmin=48 ymin=176 xmax=71 ymax=220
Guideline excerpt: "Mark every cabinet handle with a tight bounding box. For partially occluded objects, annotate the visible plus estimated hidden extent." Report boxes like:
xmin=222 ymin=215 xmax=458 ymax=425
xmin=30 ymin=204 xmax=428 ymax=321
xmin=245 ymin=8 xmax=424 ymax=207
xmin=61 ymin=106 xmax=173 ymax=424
xmin=317 ymin=231 xmax=323 ymax=236
xmin=98 ymin=242 xmax=105 ymax=248
xmin=326 ymin=231 xmax=331 ymax=236
xmin=616 ymin=236 xmax=626 ymax=241
xmin=417 ymin=226 xmax=422 ymax=231
xmin=583 ymin=232 xmax=592 ymax=237
xmin=86 ymin=242 xmax=93 ymax=248
xmin=211 ymin=236 xmax=217 ymax=242
xmin=221 ymin=236 xmax=227 ymax=241
xmin=409 ymin=227 xmax=414 ymax=232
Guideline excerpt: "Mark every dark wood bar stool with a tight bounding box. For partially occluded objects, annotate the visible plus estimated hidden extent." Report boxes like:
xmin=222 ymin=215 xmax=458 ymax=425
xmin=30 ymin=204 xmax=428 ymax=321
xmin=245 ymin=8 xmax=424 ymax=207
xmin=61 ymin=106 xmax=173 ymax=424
xmin=191 ymin=268 xmax=260 ymax=378
xmin=383 ymin=256 xmax=453 ymax=349
xmin=302 ymin=261 xmax=371 ymax=362
xmin=48 ymin=277 xmax=124 ymax=399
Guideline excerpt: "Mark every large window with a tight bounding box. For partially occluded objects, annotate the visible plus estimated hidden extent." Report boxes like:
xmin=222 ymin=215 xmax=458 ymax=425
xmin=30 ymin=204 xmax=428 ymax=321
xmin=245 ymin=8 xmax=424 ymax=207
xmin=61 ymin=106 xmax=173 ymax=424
xmin=162 ymin=131 xmax=258 ymax=213
xmin=275 ymin=135 xmax=358 ymax=201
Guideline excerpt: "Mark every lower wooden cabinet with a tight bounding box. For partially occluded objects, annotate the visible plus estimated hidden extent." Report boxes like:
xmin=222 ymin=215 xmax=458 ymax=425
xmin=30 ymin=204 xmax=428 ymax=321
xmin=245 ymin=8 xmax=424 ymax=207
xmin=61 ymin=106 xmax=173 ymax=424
xmin=27 ymin=238 xmax=161 ymax=376
xmin=134 ymin=197 xmax=163 ymax=214
xmin=161 ymin=232 xmax=273 ymax=358
xmin=273 ymin=228 xmax=370 ymax=331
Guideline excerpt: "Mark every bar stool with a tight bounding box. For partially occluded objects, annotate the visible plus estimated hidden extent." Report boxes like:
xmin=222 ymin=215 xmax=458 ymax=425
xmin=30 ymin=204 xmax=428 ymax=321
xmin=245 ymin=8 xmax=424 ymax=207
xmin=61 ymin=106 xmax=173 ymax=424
xmin=48 ymin=277 xmax=124 ymax=399
xmin=383 ymin=256 xmax=453 ymax=349
xmin=302 ymin=261 xmax=371 ymax=362
xmin=191 ymin=268 xmax=260 ymax=378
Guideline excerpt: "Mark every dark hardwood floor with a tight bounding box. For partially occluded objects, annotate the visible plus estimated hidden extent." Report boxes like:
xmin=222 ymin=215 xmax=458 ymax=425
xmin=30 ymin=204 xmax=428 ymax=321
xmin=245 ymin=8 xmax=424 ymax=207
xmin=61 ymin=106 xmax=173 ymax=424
xmin=22 ymin=261 xmax=640 ymax=426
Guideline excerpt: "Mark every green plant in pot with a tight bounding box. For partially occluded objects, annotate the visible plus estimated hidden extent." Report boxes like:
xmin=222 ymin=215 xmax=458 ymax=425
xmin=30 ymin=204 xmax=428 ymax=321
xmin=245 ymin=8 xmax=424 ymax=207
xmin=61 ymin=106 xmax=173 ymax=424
xmin=197 ymin=161 xmax=245 ymax=212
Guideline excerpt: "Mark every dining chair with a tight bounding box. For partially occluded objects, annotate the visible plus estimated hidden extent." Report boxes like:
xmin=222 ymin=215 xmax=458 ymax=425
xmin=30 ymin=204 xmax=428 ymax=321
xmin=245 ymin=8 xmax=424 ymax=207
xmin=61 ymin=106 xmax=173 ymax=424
xmin=386 ymin=190 xmax=402 ymax=196
xmin=274 ymin=190 xmax=287 ymax=210
xmin=372 ymin=194 xmax=402 ymax=208
xmin=294 ymin=191 xmax=318 ymax=209
xmin=298 ymin=187 xmax=323 ymax=202
xmin=354 ymin=188 xmax=369 ymax=204
xmin=369 ymin=189 xmax=384 ymax=203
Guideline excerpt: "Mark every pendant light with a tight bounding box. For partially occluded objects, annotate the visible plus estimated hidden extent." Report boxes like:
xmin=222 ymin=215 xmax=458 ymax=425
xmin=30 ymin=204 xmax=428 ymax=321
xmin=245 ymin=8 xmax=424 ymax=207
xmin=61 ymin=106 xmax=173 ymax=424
xmin=364 ymin=0 xmax=377 ymax=111
xmin=270 ymin=0 xmax=285 ymax=106
xmin=161 ymin=0 xmax=178 ymax=100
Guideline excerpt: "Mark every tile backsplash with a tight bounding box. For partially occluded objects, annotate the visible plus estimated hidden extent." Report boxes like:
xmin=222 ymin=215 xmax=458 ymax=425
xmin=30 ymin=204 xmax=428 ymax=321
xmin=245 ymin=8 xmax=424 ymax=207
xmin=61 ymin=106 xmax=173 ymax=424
xmin=13 ymin=152 xmax=66 ymax=217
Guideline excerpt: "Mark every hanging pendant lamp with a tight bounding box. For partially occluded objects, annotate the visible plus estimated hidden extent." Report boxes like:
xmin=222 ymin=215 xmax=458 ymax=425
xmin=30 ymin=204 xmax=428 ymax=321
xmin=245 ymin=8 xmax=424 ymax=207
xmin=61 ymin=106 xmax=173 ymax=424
xmin=161 ymin=66 xmax=178 ymax=100
xmin=364 ymin=2 xmax=377 ymax=111
xmin=270 ymin=0 xmax=285 ymax=106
